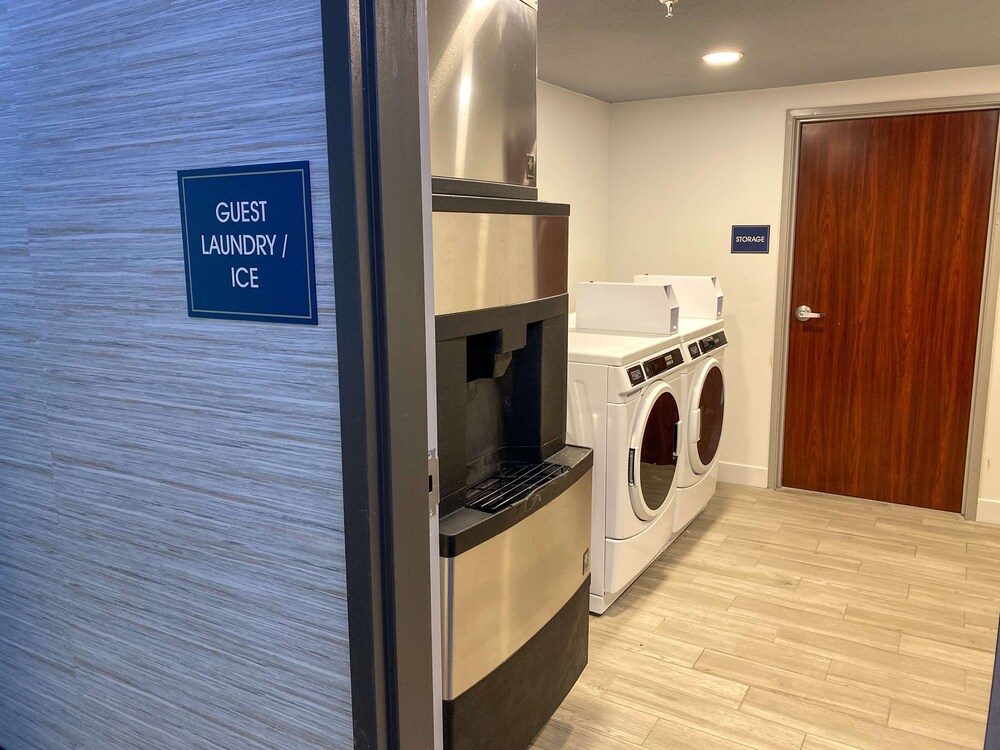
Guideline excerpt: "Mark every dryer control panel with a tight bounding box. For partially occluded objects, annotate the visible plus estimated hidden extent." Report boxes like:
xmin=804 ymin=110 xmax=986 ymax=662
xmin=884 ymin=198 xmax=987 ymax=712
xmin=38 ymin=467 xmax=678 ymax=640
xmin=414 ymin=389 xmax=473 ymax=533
xmin=699 ymin=331 xmax=727 ymax=354
xmin=643 ymin=347 xmax=684 ymax=379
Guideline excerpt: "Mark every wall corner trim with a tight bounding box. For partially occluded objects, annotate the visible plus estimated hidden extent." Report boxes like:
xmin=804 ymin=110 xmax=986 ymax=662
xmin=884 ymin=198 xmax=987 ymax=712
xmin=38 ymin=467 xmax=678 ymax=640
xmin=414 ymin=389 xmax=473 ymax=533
xmin=977 ymin=497 xmax=1000 ymax=525
xmin=718 ymin=461 xmax=769 ymax=488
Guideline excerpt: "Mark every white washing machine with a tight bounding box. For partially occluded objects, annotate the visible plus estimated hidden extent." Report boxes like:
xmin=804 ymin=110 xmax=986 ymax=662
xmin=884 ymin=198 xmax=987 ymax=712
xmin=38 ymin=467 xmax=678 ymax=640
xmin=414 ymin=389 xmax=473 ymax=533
xmin=634 ymin=275 xmax=728 ymax=532
xmin=567 ymin=328 xmax=689 ymax=614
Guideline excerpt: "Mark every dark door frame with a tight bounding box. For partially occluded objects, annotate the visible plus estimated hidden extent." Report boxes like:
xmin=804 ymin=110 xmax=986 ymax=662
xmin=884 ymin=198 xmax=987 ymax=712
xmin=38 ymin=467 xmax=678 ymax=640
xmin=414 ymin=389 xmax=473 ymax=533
xmin=321 ymin=0 xmax=438 ymax=747
xmin=768 ymin=95 xmax=1000 ymax=520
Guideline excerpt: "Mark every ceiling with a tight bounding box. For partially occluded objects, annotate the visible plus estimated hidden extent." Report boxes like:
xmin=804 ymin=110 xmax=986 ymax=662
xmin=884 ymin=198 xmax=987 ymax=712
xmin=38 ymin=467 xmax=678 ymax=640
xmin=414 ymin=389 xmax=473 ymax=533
xmin=537 ymin=0 xmax=1000 ymax=103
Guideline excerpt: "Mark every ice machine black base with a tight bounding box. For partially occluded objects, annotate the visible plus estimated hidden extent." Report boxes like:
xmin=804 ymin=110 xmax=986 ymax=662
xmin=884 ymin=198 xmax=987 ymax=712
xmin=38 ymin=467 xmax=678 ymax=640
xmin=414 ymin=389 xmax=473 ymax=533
xmin=443 ymin=579 xmax=589 ymax=750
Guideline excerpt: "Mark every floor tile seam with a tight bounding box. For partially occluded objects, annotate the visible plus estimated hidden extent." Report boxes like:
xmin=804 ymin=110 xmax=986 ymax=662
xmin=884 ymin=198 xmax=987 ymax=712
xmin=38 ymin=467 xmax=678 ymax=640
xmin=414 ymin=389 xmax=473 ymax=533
xmin=599 ymin=677 xmax=751 ymax=721
xmin=747 ymin=686 xmax=984 ymax=748
xmin=871 ymin=521 xmax=977 ymax=546
xmin=844 ymin=600 xmax=975 ymax=645
xmin=907 ymin=582 xmax=1000 ymax=607
xmin=824 ymin=669 xmax=985 ymax=718
xmin=638 ymin=713 xmax=772 ymax=750
xmin=885 ymin=695 xmax=989 ymax=726
xmin=884 ymin=711 xmax=985 ymax=750
xmin=781 ymin=570 xmax=911 ymax=600
xmin=771 ymin=621 xmax=902 ymax=655
xmin=632 ymin=701 xmax=668 ymax=745
xmin=730 ymin=593 xmax=868 ymax=628
xmin=858 ymin=560 xmax=968 ymax=586
xmin=740 ymin=687 xmax=887 ymax=745
xmin=799 ymin=734 xmax=855 ymax=750
xmin=773 ymin=627 xmax=964 ymax=673
xmin=586 ymin=640 xmax=712 ymax=672
xmin=777 ymin=684 xmax=894 ymax=728
xmin=897 ymin=635 xmax=1000 ymax=671
xmin=901 ymin=627 xmax=1000 ymax=651
xmin=734 ymin=690 xmax=812 ymax=750
xmin=742 ymin=545 xmax=866 ymax=574
xmin=542 ymin=713 xmax=648 ymax=750
xmin=695 ymin=649 xmax=889 ymax=711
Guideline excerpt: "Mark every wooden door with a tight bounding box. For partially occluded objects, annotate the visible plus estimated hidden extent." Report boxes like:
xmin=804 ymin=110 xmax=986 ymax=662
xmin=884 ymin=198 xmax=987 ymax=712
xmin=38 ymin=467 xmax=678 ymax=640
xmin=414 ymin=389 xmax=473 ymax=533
xmin=782 ymin=110 xmax=998 ymax=512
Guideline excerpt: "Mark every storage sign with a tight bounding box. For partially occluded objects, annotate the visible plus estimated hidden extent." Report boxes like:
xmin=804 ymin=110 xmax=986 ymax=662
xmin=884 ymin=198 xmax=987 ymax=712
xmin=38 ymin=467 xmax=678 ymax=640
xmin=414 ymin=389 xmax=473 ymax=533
xmin=731 ymin=225 xmax=770 ymax=254
xmin=178 ymin=161 xmax=317 ymax=325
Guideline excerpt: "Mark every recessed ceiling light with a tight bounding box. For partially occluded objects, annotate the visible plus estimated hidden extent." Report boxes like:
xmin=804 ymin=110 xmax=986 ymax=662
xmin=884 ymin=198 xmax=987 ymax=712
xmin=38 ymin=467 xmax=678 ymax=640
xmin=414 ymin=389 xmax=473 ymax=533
xmin=703 ymin=51 xmax=744 ymax=66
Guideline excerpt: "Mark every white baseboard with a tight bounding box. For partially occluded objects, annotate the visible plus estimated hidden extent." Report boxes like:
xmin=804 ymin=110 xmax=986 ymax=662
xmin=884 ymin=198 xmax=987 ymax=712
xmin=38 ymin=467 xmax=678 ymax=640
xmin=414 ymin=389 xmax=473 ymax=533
xmin=976 ymin=497 xmax=1000 ymax=525
xmin=718 ymin=461 xmax=768 ymax=488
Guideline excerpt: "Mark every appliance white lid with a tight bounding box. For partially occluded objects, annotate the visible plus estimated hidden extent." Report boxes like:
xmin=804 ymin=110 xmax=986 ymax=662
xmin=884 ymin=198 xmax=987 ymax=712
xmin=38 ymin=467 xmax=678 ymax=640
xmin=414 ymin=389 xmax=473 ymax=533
xmin=575 ymin=281 xmax=679 ymax=336
xmin=568 ymin=328 xmax=682 ymax=366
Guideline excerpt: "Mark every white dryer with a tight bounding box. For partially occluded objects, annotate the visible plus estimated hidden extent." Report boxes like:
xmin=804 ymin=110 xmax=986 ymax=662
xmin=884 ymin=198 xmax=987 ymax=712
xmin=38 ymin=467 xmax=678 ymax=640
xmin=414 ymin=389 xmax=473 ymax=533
xmin=567 ymin=328 xmax=689 ymax=614
xmin=634 ymin=275 xmax=728 ymax=532
xmin=675 ymin=318 xmax=727 ymax=532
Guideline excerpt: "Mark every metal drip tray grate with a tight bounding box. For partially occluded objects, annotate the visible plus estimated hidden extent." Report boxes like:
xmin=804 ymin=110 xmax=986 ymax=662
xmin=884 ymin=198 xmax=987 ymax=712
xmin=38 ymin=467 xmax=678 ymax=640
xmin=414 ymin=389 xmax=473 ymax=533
xmin=466 ymin=462 xmax=568 ymax=513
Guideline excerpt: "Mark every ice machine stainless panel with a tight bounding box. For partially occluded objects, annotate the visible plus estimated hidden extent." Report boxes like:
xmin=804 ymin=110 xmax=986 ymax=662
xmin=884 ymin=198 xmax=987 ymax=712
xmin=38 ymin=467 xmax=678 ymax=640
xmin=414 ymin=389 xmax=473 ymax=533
xmin=431 ymin=200 xmax=568 ymax=316
xmin=428 ymin=0 xmax=538 ymax=189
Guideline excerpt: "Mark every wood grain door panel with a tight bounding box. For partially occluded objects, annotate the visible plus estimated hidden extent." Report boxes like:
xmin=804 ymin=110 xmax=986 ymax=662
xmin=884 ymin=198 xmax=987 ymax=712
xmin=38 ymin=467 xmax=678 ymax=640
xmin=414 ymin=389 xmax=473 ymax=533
xmin=782 ymin=110 xmax=998 ymax=512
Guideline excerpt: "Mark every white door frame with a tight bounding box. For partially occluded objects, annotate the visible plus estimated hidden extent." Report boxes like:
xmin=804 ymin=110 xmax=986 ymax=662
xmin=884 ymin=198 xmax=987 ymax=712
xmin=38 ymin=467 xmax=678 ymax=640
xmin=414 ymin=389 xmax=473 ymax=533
xmin=767 ymin=94 xmax=1000 ymax=519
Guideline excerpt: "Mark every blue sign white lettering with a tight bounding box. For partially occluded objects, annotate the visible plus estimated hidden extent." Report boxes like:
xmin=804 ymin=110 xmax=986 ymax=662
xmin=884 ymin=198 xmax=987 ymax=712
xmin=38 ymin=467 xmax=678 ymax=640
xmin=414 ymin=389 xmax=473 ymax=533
xmin=731 ymin=225 xmax=770 ymax=254
xmin=178 ymin=161 xmax=317 ymax=324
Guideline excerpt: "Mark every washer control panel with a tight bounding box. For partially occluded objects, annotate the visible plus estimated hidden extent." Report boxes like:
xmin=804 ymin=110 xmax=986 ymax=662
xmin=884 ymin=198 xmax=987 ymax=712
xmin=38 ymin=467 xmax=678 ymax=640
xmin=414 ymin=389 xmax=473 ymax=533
xmin=643 ymin=347 xmax=684 ymax=379
xmin=699 ymin=331 xmax=728 ymax=354
xmin=688 ymin=342 xmax=702 ymax=359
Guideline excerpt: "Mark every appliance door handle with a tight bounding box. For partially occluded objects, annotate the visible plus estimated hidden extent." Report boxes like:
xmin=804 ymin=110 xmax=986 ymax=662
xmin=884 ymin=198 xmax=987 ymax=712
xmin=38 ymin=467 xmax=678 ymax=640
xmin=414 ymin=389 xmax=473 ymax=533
xmin=673 ymin=422 xmax=680 ymax=459
xmin=690 ymin=409 xmax=701 ymax=442
xmin=628 ymin=448 xmax=636 ymax=486
xmin=795 ymin=304 xmax=826 ymax=322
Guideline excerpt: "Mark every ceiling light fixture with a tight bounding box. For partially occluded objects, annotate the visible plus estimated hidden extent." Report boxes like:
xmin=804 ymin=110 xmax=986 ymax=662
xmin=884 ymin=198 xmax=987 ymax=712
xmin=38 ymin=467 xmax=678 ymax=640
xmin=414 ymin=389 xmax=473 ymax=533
xmin=702 ymin=51 xmax=744 ymax=65
xmin=658 ymin=0 xmax=678 ymax=18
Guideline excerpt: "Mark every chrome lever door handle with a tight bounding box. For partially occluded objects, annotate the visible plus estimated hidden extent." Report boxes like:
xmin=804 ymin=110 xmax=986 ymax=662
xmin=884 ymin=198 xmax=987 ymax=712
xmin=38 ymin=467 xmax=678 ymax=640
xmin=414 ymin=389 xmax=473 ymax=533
xmin=795 ymin=304 xmax=826 ymax=322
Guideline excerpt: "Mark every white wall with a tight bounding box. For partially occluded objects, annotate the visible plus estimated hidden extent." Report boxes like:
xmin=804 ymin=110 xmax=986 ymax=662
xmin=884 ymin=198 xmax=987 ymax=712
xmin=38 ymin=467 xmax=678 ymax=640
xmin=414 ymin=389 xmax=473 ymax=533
xmin=537 ymin=81 xmax=611 ymax=309
xmin=603 ymin=65 xmax=1000 ymax=506
xmin=539 ymin=65 xmax=1000 ymax=515
xmin=538 ymin=65 xmax=1000 ymax=522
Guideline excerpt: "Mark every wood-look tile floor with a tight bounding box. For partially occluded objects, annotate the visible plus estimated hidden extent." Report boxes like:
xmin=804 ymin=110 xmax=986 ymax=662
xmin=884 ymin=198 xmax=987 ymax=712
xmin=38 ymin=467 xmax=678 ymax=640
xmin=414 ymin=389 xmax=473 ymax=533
xmin=531 ymin=483 xmax=1000 ymax=750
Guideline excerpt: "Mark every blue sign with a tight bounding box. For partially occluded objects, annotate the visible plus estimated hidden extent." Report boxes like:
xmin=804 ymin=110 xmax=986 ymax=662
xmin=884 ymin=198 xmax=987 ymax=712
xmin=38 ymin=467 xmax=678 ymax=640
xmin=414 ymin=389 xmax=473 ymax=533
xmin=731 ymin=225 xmax=770 ymax=254
xmin=178 ymin=161 xmax=317 ymax=324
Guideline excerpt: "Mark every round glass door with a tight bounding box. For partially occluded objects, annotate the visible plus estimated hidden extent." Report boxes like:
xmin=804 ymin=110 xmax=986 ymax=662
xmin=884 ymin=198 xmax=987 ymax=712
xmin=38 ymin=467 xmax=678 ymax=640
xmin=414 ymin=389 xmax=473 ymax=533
xmin=692 ymin=362 xmax=725 ymax=472
xmin=630 ymin=385 xmax=680 ymax=520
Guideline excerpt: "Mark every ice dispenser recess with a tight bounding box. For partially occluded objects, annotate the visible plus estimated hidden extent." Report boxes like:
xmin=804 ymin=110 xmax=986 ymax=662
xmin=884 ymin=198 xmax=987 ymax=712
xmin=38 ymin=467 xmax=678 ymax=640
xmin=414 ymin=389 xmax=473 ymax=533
xmin=436 ymin=302 xmax=576 ymax=522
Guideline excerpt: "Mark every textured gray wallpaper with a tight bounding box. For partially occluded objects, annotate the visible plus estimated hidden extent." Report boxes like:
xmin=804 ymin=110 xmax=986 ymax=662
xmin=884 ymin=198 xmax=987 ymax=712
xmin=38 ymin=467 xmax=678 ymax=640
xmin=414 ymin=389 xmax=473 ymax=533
xmin=0 ymin=2 xmax=352 ymax=748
